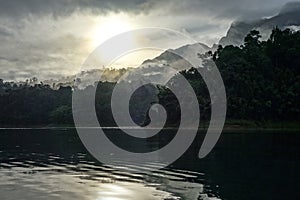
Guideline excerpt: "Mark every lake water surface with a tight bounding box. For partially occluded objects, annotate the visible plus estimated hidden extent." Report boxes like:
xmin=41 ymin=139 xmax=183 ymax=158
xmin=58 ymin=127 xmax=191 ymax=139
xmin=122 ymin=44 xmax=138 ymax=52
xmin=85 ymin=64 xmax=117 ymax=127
xmin=0 ymin=129 xmax=299 ymax=200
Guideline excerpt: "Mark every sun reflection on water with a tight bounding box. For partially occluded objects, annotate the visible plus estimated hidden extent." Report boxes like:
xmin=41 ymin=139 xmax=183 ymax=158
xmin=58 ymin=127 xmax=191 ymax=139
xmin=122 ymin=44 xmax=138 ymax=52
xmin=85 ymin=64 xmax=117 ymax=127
xmin=96 ymin=184 xmax=131 ymax=200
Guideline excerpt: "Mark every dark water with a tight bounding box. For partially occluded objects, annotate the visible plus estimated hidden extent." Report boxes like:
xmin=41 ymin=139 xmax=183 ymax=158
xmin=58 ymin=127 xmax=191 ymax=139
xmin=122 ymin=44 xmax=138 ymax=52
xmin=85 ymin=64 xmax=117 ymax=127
xmin=0 ymin=129 xmax=299 ymax=200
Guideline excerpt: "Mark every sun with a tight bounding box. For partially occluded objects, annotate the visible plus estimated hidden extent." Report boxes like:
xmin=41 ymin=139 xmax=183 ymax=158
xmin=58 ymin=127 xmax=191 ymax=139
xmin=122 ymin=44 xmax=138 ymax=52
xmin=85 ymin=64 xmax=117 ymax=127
xmin=88 ymin=14 xmax=160 ymax=69
xmin=88 ymin=13 xmax=139 ymax=66
xmin=91 ymin=13 xmax=135 ymax=48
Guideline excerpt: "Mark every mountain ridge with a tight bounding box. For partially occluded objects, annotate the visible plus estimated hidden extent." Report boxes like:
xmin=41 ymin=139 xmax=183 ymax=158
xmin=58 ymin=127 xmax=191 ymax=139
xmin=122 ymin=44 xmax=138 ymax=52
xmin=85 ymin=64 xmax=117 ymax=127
xmin=219 ymin=2 xmax=300 ymax=46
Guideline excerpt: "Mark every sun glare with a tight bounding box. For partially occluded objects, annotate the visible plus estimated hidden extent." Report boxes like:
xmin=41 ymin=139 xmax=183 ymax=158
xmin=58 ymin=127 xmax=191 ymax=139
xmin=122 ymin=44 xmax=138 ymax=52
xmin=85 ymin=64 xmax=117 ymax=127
xmin=91 ymin=14 xmax=134 ymax=48
xmin=88 ymin=14 xmax=162 ymax=69
xmin=88 ymin=13 xmax=142 ymax=67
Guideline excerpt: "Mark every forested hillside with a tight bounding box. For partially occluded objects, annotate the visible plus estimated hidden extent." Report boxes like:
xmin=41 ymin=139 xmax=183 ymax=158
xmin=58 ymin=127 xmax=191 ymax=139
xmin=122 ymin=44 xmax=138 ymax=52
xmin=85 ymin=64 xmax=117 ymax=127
xmin=0 ymin=28 xmax=299 ymax=127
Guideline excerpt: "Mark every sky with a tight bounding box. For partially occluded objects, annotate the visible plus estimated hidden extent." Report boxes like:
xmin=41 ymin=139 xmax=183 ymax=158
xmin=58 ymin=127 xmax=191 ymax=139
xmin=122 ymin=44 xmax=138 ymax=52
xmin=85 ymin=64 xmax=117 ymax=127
xmin=0 ymin=0 xmax=294 ymax=81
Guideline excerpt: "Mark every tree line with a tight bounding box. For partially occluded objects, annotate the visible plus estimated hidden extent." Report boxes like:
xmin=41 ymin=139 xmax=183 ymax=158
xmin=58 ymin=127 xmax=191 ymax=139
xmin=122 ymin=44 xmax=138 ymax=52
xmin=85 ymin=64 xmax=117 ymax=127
xmin=0 ymin=28 xmax=299 ymax=127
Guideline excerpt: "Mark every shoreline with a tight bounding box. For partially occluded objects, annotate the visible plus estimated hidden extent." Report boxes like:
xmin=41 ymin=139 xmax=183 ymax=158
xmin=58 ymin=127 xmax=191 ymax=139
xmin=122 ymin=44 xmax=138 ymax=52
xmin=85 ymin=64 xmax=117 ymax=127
xmin=0 ymin=120 xmax=299 ymax=132
xmin=0 ymin=124 xmax=299 ymax=132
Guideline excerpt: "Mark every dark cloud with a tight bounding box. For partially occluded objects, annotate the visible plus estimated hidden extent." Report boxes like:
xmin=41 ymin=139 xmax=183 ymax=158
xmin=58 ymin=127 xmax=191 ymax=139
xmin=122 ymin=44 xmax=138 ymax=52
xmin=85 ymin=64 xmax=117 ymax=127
xmin=152 ymin=0 xmax=292 ymax=20
xmin=0 ymin=0 xmax=151 ymax=18
xmin=0 ymin=0 xmax=296 ymax=81
xmin=0 ymin=25 xmax=14 ymax=37
xmin=0 ymin=0 xmax=292 ymax=20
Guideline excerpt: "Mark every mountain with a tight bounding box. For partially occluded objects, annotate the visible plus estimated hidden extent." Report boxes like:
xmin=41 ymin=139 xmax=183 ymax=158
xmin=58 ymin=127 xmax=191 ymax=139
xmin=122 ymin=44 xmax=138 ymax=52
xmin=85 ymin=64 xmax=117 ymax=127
xmin=219 ymin=2 xmax=300 ymax=46
xmin=121 ymin=43 xmax=212 ymax=83
xmin=40 ymin=3 xmax=300 ymax=88
xmin=142 ymin=43 xmax=211 ymax=70
xmin=106 ymin=42 xmax=212 ymax=86
xmin=137 ymin=2 xmax=300 ymax=79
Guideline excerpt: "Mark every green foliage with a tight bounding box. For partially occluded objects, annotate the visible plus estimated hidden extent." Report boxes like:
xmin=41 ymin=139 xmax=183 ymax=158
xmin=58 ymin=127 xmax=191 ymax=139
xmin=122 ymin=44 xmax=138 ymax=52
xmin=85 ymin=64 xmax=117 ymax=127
xmin=0 ymin=84 xmax=72 ymax=126
xmin=0 ymin=28 xmax=299 ymax=127
xmin=214 ymin=28 xmax=300 ymax=121
xmin=50 ymin=105 xmax=73 ymax=124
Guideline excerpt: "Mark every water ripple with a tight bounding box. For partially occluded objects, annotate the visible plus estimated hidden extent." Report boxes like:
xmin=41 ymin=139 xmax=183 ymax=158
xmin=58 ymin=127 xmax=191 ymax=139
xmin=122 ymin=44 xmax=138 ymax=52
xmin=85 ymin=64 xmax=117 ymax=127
xmin=0 ymin=153 xmax=220 ymax=200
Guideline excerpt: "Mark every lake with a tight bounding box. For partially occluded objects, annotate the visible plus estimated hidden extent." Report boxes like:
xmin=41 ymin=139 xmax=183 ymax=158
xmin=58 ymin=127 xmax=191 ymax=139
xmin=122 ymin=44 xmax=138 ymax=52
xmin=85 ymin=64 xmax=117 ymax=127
xmin=0 ymin=129 xmax=299 ymax=200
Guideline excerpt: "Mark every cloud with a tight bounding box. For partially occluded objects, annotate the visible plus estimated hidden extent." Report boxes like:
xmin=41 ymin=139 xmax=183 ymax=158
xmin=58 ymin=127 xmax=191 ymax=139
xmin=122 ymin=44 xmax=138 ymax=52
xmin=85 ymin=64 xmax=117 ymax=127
xmin=0 ymin=0 xmax=295 ymax=81
xmin=0 ymin=0 xmax=292 ymax=20
xmin=0 ymin=25 xmax=14 ymax=38
xmin=148 ymin=0 xmax=292 ymax=20
xmin=0 ymin=17 xmax=91 ymax=80
xmin=0 ymin=0 xmax=152 ymax=19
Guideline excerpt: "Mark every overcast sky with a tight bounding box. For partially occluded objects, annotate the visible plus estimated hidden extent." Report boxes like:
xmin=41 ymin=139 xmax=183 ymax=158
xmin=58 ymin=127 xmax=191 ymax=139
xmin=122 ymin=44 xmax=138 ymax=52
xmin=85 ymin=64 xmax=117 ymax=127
xmin=0 ymin=0 xmax=294 ymax=81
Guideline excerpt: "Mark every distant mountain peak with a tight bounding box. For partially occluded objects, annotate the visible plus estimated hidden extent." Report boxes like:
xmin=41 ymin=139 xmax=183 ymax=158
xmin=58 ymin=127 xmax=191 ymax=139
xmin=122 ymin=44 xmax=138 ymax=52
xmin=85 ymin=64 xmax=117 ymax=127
xmin=280 ymin=2 xmax=300 ymax=14
xmin=219 ymin=2 xmax=300 ymax=46
xmin=143 ymin=43 xmax=210 ymax=65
